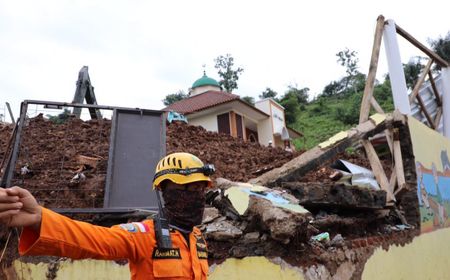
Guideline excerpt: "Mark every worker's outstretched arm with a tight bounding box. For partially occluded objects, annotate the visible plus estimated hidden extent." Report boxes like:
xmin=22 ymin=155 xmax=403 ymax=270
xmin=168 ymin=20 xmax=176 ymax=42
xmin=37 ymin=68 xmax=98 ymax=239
xmin=19 ymin=207 xmax=143 ymax=261
xmin=1 ymin=187 xmax=147 ymax=262
xmin=0 ymin=187 xmax=42 ymax=231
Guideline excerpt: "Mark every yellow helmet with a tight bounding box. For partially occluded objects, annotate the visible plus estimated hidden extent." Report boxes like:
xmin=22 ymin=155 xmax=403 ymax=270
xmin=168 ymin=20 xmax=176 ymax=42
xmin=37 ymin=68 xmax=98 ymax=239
xmin=153 ymin=152 xmax=214 ymax=189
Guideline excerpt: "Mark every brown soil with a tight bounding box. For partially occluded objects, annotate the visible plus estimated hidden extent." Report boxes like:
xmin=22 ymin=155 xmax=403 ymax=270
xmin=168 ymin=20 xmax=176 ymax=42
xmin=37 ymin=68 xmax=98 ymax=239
xmin=0 ymin=116 xmax=418 ymax=279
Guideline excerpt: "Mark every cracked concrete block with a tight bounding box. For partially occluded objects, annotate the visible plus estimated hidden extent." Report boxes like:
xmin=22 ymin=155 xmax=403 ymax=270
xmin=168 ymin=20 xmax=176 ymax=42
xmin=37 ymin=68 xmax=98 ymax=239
xmin=243 ymin=232 xmax=260 ymax=243
xmin=204 ymin=220 xmax=243 ymax=241
xmin=202 ymin=207 xmax=220 ymax=224
xmin=247 ymin=196 xmax=311 ymax=244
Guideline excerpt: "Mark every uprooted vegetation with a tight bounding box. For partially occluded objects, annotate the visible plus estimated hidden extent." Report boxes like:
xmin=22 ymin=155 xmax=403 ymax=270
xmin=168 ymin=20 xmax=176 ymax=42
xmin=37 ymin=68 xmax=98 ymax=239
xmin=0 ymin=113 xmax=420 ymax=279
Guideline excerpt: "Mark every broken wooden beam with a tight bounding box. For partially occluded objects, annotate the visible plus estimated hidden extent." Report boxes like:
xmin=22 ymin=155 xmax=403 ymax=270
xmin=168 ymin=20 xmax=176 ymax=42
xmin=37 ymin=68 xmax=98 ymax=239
xmin=362 ymin=139 xmax=395 ymax=202
xmin=359 ymin=15 xmax=385 ymax=124
xmin=392 ymin=128 xmax=407 ymax=192
xmin=409 ymin=59 xmax=433 ymax=104
xmin=282 ymin=182 xmax=387 ymax=210
xmin=250 ymin=113 xmax=408 ymax=188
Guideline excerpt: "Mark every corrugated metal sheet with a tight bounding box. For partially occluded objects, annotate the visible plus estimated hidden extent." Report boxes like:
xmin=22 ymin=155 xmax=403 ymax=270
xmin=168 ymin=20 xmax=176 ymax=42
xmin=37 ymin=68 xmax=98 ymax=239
xmin=410 ymin=73 xmax=444 ymax=133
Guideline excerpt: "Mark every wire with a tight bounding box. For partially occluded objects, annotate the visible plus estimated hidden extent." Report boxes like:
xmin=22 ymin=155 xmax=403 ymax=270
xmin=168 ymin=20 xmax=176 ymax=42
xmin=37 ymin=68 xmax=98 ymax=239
xmin=0 ymin=229 xmax=13 ymax=263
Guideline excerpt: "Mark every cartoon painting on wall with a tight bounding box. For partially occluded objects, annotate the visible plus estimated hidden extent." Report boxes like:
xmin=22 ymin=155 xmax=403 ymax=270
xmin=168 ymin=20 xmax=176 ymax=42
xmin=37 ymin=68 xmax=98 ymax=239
xmin=416 ymin=156 xmax=450 ymax=232
xmin=408 ymin=117 xmax=450 ymax=233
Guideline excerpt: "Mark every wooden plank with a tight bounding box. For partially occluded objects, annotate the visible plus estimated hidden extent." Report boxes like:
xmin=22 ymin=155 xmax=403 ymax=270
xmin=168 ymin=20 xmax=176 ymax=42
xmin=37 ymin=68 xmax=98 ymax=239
xmin=396 ymin=24 xmax=449 ymax=68
xmin=359 ymin=15 xmax=385 ymax=124
xmin=392 ymin=129 xmax=406 ymax=191
xmin=409 ymin=59 xmax=433 ymax=104
xmin=434 ymin=107 xmax=443 ymax=128
xmin=416 ymin=93 xmax=436 ymax=129
xmin=389 ymin=167 xmax=397 ymax=193
xmin=249 ymin=117 xmax=383 ymax=187
xmin=362 ymin=139 xmax=395 ymax=202
xmin=370 ymin=97 xmax=385 ymax=114
xmin=428 ymin=72 xmax=442 ymax=106
xmin=384 ymin=128 xmax=394 ymax=158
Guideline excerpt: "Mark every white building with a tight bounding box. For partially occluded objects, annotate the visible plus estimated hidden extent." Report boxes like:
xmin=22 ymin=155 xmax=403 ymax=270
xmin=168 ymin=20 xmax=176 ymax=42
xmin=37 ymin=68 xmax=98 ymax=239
xmin=164 ymin=72 xmax=302 ymax=149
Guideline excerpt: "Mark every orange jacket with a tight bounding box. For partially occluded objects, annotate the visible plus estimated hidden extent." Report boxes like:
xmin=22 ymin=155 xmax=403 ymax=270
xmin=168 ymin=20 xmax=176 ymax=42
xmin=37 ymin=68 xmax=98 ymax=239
xmin=19 ymin=207 xmax=209 ymax=280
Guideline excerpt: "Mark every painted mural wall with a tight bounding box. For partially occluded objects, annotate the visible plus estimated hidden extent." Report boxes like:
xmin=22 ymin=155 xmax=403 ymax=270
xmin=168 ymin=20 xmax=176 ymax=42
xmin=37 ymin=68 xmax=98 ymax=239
xmin=408 ymin=117 xmax=450 ymax=232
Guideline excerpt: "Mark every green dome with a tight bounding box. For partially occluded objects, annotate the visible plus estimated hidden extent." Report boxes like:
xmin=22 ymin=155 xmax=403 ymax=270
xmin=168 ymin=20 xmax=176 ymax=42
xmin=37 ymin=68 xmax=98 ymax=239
xmin=192 ymin=72 xmax=220 ymax=89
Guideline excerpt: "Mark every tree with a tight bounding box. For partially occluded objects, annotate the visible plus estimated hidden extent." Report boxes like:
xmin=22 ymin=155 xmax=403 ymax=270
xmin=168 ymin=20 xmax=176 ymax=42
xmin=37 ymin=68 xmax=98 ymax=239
xmin=259 ymin=87 xmax=278 ymax=100
xmin=277 ymin=84 xmax=309 ymax=125
xmin=285 ymin=84 xmax=309 ymax=104
xmin=241 ymin=96 xmax=255 ymax=105
xmin=163 ymin=90 xmax=187 ymax=106
xmin=429 ymin=32 xmax=450 ymax=70
xmin=46 ymin=108 xmax=72 ymax=124
xmin=214 ymin=54 xmax=244 ymax=92
xmin=403 ymin=57 xmax=425 ymax=89
xmin=321 ymin=80 xmax=345 ymax=97
xmin=279 ymin=93 xmax=299 ymax=125
xmin=336 ymin=48 xmax=361 ymax=93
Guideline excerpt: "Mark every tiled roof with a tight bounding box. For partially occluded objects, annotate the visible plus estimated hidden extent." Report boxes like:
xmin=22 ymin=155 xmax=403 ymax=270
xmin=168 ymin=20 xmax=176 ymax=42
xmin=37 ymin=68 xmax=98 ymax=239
xmin=164 ymin=91 xmax=240 ymax=114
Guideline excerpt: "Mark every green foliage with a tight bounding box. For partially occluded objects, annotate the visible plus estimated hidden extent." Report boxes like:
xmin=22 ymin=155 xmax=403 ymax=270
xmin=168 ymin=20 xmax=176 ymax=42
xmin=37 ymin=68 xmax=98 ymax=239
xmin=337 ymin=48 xmax=359 ymax=78
xmin=403 ymin=57 xmax=425 ymax=89
xmin=241 ymin=96 xmax=255 ymax=105
xmin=259 ymin=87 xmax=278 ymax=100
xmin=46 ymin=109 xmax=71 ymax=124
xmin=292 ymin=80 xmax=393 ymax=150
xmin=285 ymin=85 xmax=310 ymax=104
xmin=322 ymin=80 xmax=345 ymax=97
xmin=279 ymin=93 xmax=300 ymax=125
xmin=333 ymin=93 xmax=362 ymax=125
xmin=278 ymin=85 xmax=310 ymax=126
xmin=336 ymin=48 xmax=361 ymax=92
xmin=429 ymin=32 xmax=450 ymax=70
xmin=163 ymin=90 xmax=187 ymax=106
xmin=214 ymin=54 xmax=244 ymax=92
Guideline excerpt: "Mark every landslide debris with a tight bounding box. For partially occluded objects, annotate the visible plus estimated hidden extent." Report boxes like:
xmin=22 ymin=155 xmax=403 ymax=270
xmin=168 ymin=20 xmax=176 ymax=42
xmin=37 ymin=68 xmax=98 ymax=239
xmin=0 ymin=115 xmax=299 ymax=209
xmin=0 ymin=115 xmax=419 ymax=279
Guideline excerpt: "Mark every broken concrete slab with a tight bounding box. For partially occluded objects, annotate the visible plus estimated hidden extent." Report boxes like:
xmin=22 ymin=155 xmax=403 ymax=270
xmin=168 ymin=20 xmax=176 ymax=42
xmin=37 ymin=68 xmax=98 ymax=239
xmin=282 ymin=182 xmax=387 ymax=210
xmin=246 ymin=196 xmax=311 ymax=244
xmin=216 ymin=179 xmax=309 ymax=216
xmin=202 ymin=207 xmax=220 ymax=224
xmin=204 ymin=220 xmax=243 ymax=241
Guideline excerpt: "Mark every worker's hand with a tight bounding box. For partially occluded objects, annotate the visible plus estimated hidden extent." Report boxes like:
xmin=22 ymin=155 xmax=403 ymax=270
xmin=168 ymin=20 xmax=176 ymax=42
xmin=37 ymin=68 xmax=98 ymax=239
xmin=0 ymin=186 xmax=41 ymax=231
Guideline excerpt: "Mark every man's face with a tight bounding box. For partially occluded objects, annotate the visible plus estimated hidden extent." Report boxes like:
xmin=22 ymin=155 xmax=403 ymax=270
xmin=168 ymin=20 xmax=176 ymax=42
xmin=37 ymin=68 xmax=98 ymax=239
xmin=161 ymin=180 xmax=207 ymax=230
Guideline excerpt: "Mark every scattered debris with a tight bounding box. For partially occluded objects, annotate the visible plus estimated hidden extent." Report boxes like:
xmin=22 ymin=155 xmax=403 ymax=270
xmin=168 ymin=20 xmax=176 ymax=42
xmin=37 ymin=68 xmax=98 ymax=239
xmin=330 ymin=159 xmax=380 ymax=190
xmin=0 ymin=113 xmax=420 ymax=279
xmin=311 ymin=232 xmax=330 ymax=243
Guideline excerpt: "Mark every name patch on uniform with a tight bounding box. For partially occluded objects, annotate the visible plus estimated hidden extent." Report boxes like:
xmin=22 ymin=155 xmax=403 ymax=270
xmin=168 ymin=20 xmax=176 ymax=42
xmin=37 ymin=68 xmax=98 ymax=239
xmin=196 ymin=236 xmax=208 ymax=259
xmin=197 ymin=250 xmax=208 ymax=259
xmin=152 ymin=248 xmax=181 ymax=259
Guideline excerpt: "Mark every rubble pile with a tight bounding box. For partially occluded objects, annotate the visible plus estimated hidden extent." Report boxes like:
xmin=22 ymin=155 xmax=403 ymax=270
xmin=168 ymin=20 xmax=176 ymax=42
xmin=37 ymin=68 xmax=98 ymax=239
xmin=0 ymin=114 xmax=420 ymax=278
xmin=166 ymin=122 xmax=300 ymax=182
xmin=0 ymin=116 xmax=299 ymax=209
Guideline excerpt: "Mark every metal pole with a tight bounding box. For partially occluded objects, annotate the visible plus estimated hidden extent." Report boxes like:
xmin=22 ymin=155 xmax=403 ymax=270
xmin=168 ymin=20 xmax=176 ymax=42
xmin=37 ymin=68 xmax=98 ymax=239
xmin=5 ymin=102 xmax=15 ymax=125
xmin=1 ymin=102 xmax=28 ymax=187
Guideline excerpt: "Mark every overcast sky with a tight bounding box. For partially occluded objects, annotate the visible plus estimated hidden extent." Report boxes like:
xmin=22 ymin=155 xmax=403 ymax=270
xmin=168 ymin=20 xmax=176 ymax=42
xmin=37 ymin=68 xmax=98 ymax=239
xmin=1 ymin=0 xmax=449 ymax=121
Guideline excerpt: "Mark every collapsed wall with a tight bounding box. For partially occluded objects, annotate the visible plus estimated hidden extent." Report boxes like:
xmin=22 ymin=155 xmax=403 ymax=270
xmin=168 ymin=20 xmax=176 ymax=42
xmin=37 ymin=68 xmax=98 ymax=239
xmin=0 ymin=113 xmax=420 ymax=279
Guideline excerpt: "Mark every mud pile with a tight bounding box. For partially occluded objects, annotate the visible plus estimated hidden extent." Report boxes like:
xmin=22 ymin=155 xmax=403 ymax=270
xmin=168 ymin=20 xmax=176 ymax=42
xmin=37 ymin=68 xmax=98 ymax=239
xmin=0 ymin=115 xmax=419 ymax=279
xmin=0 ymin=115 xmax=299 ymax=209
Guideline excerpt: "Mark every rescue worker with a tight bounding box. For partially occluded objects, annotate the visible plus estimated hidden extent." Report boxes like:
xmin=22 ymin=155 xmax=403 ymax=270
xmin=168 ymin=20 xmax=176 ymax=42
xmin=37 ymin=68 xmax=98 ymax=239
xmin=0 ymin=152 xmax=212 ymax=280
